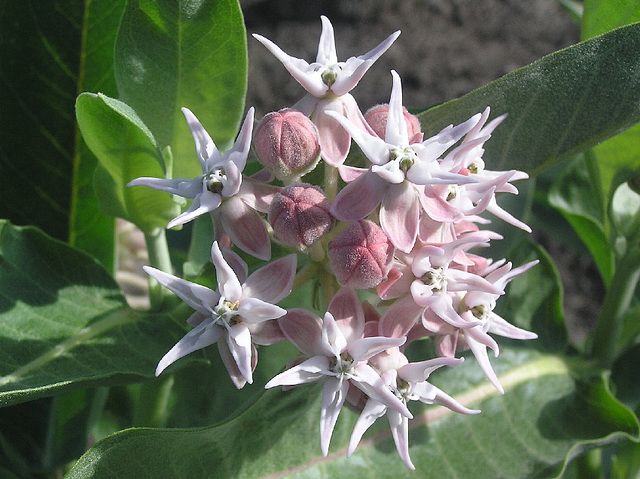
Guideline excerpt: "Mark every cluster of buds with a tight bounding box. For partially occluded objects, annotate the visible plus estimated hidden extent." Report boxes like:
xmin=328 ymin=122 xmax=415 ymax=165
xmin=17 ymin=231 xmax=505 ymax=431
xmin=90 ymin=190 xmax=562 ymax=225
xmin=128 ymin=16 xmax=537 ymax=470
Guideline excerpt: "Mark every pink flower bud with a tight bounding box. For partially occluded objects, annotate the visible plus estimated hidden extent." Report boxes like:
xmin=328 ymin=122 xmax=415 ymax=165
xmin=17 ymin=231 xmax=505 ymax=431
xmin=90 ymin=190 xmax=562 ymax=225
xmin=268 ymin=183 xmax=334 ymax=248
xmin=328 ymin=220 xmax=394 ymax=289
xmin=364 ymin=104 xmax=423 ymax=143
xmin=254 ymin=109 xmax=321 ymax=181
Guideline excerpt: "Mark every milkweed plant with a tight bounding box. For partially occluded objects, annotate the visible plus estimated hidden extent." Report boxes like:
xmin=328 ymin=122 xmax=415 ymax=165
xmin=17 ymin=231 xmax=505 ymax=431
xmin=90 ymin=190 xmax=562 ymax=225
xmin=2 ymin=1 xmax=640 ymax=478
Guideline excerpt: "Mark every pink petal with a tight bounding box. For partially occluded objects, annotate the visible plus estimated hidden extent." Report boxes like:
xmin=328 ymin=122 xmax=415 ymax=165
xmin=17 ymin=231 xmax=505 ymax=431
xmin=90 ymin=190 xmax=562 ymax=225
xmin=313 ymin=101 xmax=354 ymax=166
xmin=380 ymin=181 xmax=419 ymax=253
xmin=242 ymin=254 xmax=297 ymax=304
xmin=219 ymin=197 xmax=271 ymax=260
xmin=236 ymin=177 xmax=281 ymax=213
xmin=278 ymin=308 xmax=324 ymax=357
xmin=248 ymin=319 xmax=286 ymax=346
xmin=379 ymin=295 xmax=423 ymax=338
xmin=331 ymin=171 xmax=387 ymax=221
xmin=327 ymin=286 xmax=364 ymax=344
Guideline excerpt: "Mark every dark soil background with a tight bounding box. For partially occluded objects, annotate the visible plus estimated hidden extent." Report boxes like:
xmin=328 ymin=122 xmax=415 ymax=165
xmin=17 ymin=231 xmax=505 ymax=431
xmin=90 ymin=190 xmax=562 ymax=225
xmin=239 ymin=0 xmax=603 ymax=345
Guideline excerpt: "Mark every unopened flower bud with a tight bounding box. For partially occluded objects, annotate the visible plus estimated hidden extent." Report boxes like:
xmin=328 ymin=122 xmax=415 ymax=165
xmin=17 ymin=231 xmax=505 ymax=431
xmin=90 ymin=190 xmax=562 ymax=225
xmin=254 ymin=109 xmax=320 ymax=181
xmin=268 ymin=183 xmax=333 ymax=248
xmin=328 ymin=220 xmax=394 ymax=289
xmin=365 ymin=104 xmax=423 ymax=143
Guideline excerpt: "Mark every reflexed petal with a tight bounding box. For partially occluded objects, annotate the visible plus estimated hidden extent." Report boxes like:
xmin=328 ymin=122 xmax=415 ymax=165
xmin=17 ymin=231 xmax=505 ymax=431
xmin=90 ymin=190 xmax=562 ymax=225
xmin=248 ymin=319 xmax=286 ymax=346
xmin=181 ymin=107 xmax=218 ymax=170
xmin=348 ymin=399 xmax=387 ymax=457
xmin=224 ymin=107 xmax=254 ymax=173
xmin=278 ymin=309 xmax=324 ymax=357
xmin=399 ymin=357 xmax=463 ymax=383
xmin=221 ymin=247 xmax=248 ymax=283
xmin=413 ymin=382 xmax=481 ymax=415
xmin=264 ymin=355 xmax=330 ymax=388
xmin=238 ymin=297 xmax=286 ymax=324
xmin=485 ymin=197 xmax=532 ymax=232
xmin=127 ymin=177 xmax=201 ymax=198
xmin=242 ymin=254 xmax=297 ymax=304
xmin=167 ymin=191 xmax=222 ymax=229
xmin=210 ymin=241 xmax=243 ymax=302
xmin=332 ymin=30 xmax=401 ymax=96
xmin=322 ymin=312 xmax=348 ymax=358
xmin=219 ymin=197 xmax=271 ymax=260
xmin=313 ymin=99 xmax=356 ymax=166
xmin=236 ymin=178 xmax=281 ymax=213
xmin=380 ymin=182 xmax=419 ymax=253
xmin=348 ymin=336 xmax=405 ymax=363
xmin=466 ymin=334 xmax=504 ymax=394
xmin=320 ymin=377 xmax=349 ymax=456
xmin=385 ymin=71 xmax=408 ymax=145
xmin=327 ymin=286 xmax=364 ymax=344
xmin=252 ymin=34 xmax=327 ymax=97
xmin=317 ymin=16 xmax=338 ymax=65
xmin=331 ymin=171 xmax=387 ymax=221
xmin=389 ymin=412 xmax=415 ymax=470
xmin=488 ymin=313 xmax=538 ymax=340
xmin=227 ymin=323 xmax=254 ymax=383
xmin=155 ymin=322 xmax=223 ymax=376
xmin=353 ymin=363 xmax=412 ymax=418
xmin=143 ymin=266 xmax=219 ymax=313
xmin=325 ymin=109 xmax=389 ymax=165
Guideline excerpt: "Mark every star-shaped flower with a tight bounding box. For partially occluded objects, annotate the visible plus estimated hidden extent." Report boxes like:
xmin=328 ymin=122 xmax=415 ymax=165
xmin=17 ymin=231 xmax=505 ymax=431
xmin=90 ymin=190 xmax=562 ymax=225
xmin=253 ymin=16 xmax=400 ymax=166
xmin=265 ymin=287 xmax=411 ymax=456
xmin=146 ymin=242 xmax=296 ymax=388
xmin=128 ymin=107 xmax=277 ymax=259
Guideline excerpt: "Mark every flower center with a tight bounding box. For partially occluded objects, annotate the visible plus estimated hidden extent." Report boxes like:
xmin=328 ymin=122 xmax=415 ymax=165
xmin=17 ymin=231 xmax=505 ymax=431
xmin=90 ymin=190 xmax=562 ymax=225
xmin=204 ymin=168 xmax=226 ymax=194
xmin=320 ymin=65 xmax=340 ymax=88
xmin=446 ymin=185 xmax=459 ymax=202
xmin=389 ymin=147 xmax=418 ymax=173
xmin=329 ymin=352 xmax=355 ymax=376
xmin=212 ymin=299 xmax=240 ymax=327
xmin=422 ymin=267 xmax=446 ymax=293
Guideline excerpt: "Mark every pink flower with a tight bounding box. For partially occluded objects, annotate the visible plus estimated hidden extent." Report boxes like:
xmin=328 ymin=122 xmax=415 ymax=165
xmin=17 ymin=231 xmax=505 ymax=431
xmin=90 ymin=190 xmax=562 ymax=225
xmin=253 ymin=16 xmax=400 ymax=166
xmin=265 ymin=287 xmax=411 ymax=456
xmin=145 ymin=242 xmax=296 ymax=388
xmin=329 ymin=71 xmax=481 ymax=252
xmin=128 ymin=108 xmax=277 ymax=259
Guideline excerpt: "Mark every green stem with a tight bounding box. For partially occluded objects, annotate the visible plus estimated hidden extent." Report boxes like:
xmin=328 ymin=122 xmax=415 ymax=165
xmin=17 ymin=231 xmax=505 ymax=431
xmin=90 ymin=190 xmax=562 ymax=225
xmin=145 ymin=228 xmax=173 ymax=309
xmin=591 ymin=210 xmax=640 ymax=367
xmin=324 ymin=163 xmax=339 ymax=202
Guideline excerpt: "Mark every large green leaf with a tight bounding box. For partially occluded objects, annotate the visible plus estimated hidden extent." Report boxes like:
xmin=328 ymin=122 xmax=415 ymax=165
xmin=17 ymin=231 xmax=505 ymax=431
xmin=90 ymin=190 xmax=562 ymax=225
xmin=115 ymin=0 xmax=248 ymax=179
xmin=66 ymin=348 xmax=639 ymax=479
xmin=417 ymin=22 xmax=640 ymax=176
xmin=0 ymin=221 xmax=180 ymax=407
xmin=76 ymin=92 xmax=180 ymax=234
xmin=582 ymin=0 xmax=640 ymax=39
xmin=0 ymin=0 xmax=83 ymax=241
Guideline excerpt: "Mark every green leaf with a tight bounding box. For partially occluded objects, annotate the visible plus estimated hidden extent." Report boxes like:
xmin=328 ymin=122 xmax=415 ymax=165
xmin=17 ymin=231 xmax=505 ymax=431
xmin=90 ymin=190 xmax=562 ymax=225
xmin=0 ymin=221 xmax=180 ymax=407
xmin=582 ymin=0 xmax=640 ymax=40
xmin=76 ymin=92 xmax=180 ymax=234
xmin=417 ymin=22 xmax=640 ymax=176
xmin=115 ymin=0 xmax=248 ymax=179
xmin=67 ymin=348 xmax=639 ymax=479
xmin=70 ymin=0 xmax=127 ymax=268
xmin=0 ymin=0 xmax=83 ymax=241
xmin=549 ymin=155 xmax=614 ymax=285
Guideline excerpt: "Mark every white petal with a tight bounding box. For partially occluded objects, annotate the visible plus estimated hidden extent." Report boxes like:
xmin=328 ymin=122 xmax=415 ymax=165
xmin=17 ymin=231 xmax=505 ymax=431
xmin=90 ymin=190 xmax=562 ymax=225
xmin=182 ymin=107 xmax=218 ymax=170
xmin=353 ymin=363 xmax=412 ymax=418
xmin=264 ymin=355 xmax=330 ymax=388
xmin=322 ymin=312 xmax=348 ymax=358
xmin=167 ymin=191 xmax=222 ymax=228
xmin=385 ymin=71 xmax=408 ymax=145
xmin=143 ymin=266 xmax=219 ymax=313
xmin=127 ymin=177 xmax=201 ymax=198
xmin=388 ymin=412 xmax=415 ymax=470
xmin=238 ymin=297 xmax=286 ymax=324
xmin=320 ymin=377 xmax=349 ymax=456
xmin=317 ymin=16 xmax=338 ymax=65
xmin=155 ymin=321 xmax=223 ymax=376
xmin=348 ymin=399 xmax=387 ymax=457
xmin=226 ymin=323 xmax=254 ymax=384
xmin=210 ymin=241 xmax=243 ymax=301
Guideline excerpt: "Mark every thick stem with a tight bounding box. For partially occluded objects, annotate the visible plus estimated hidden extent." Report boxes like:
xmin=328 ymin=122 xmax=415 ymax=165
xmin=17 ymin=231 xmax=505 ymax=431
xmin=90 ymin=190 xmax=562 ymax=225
xmin=591 ymin=211 xmax=640 ymax=367
xmin=145 ymin=228 xmax=173 ymax=310
xmin=324 ymin=163 xmax=339 ymax=202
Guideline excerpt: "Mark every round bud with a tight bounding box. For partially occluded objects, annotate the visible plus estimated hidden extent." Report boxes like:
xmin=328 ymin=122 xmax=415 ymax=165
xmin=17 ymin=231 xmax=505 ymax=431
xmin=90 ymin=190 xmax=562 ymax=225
xmin=254 ymin=109 xmax=321 ymax=181
xmin=268 ymin=183 xmax=333 ymax=248
xmin=328 ymin=220 xmax=394 ymax=289
xmin=364 ymin=104 xmax=423 ymax=144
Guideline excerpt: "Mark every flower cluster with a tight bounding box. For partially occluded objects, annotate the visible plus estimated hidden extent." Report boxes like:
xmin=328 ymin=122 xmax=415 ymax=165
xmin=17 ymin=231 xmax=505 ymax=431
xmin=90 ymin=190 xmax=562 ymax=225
xmin=128 ymin=16 xmax=537 ymax=470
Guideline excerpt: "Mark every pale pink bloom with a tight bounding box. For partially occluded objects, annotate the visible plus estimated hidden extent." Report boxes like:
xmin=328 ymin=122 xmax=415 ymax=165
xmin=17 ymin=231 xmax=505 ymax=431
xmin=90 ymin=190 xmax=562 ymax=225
xmin=328 ymin=71 xmax=481 ymax=252
xmin=128 ymin=108 xmax=277 ymax=259
xmin=349 ymin=353 xmax=479 ymax=469
xmin=266 ymin=287 xmax=411 ymax=456
xmin=146 ymin=242 xmax=296 ymax=388
xmin=253 ymin=16 xmax=400 ymax=165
